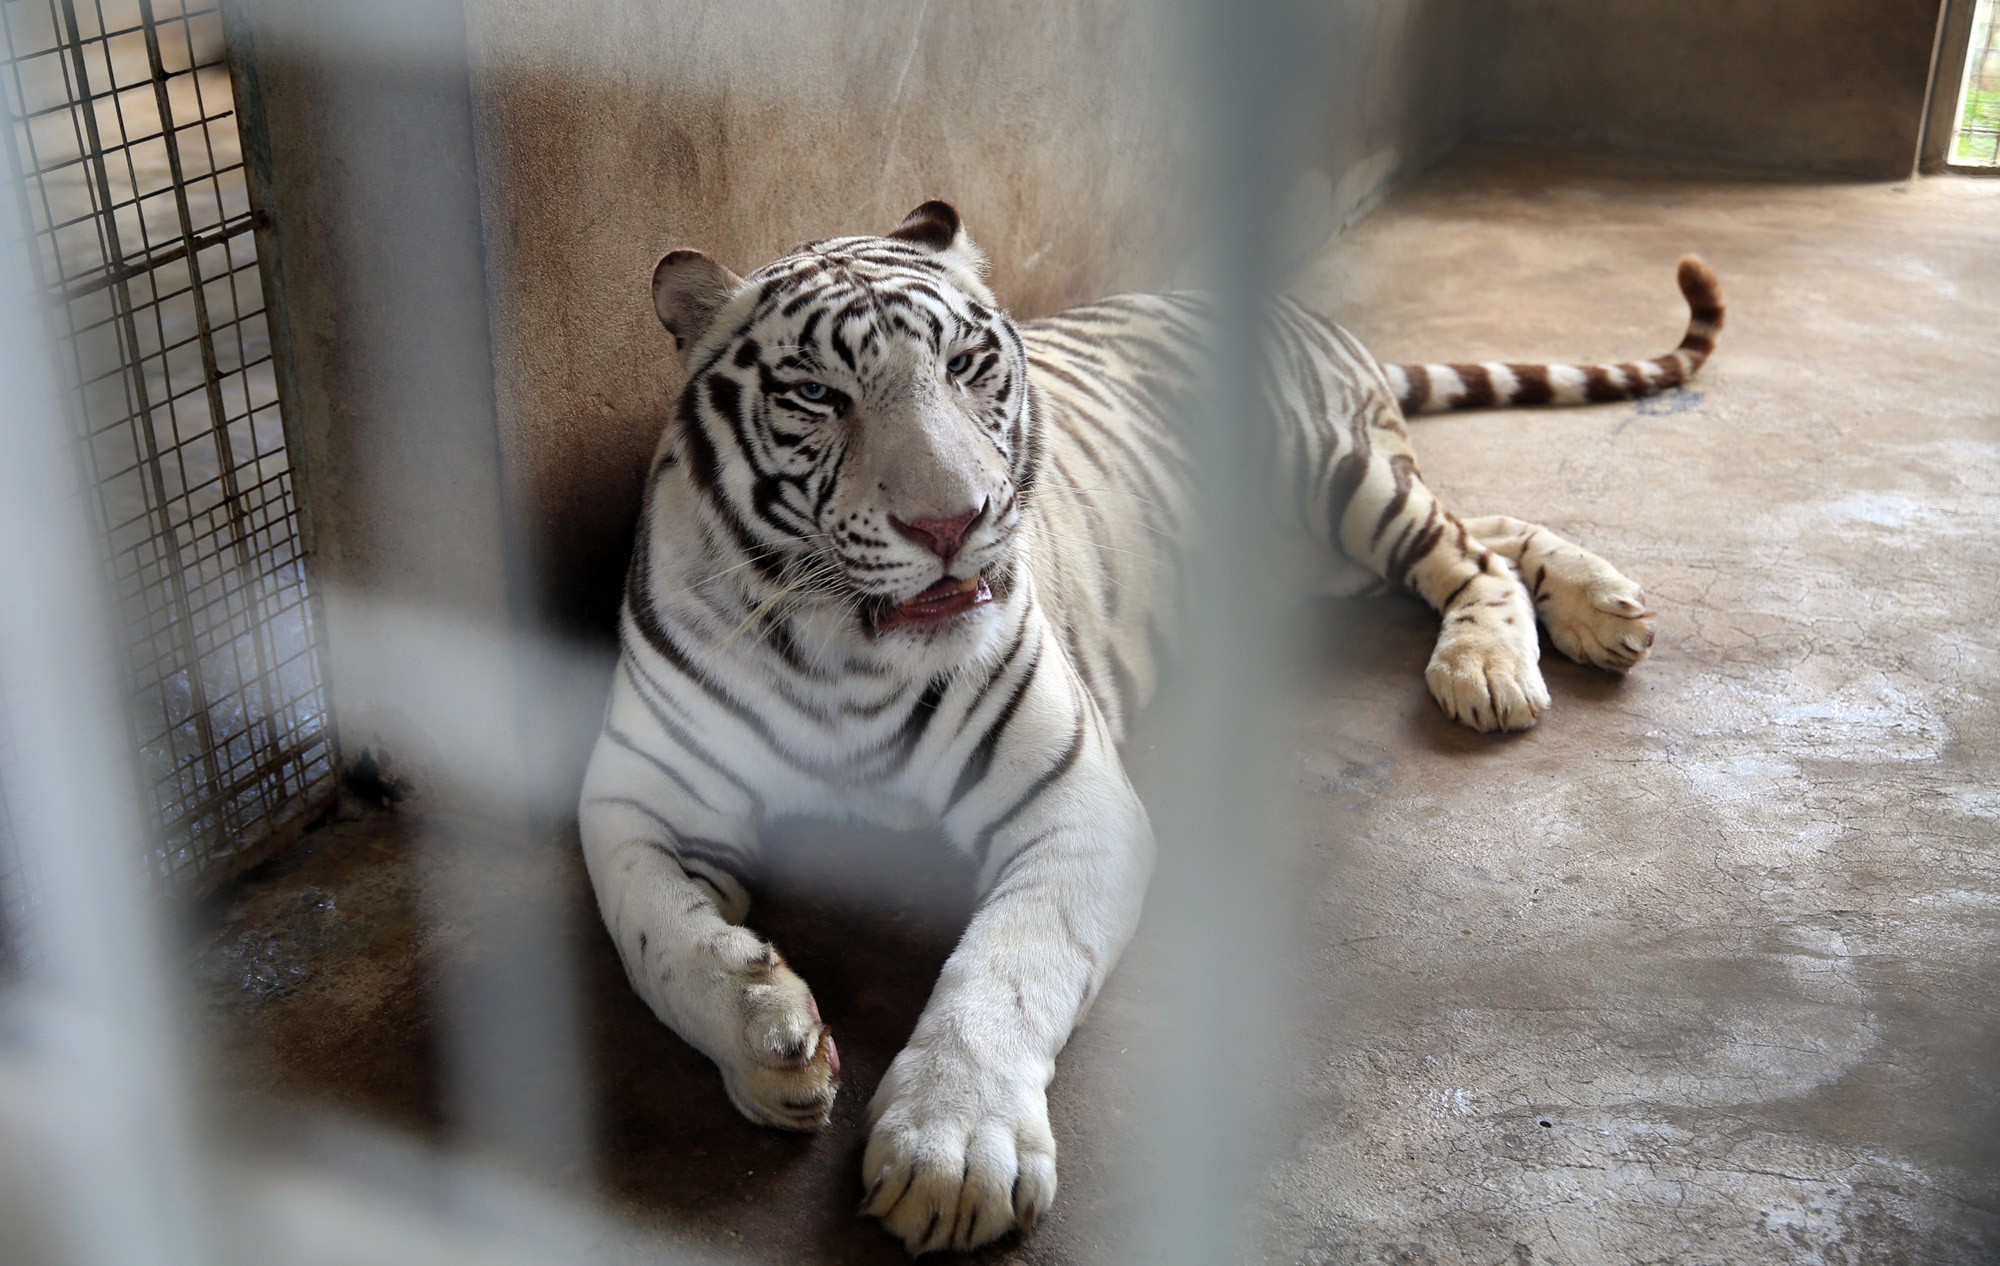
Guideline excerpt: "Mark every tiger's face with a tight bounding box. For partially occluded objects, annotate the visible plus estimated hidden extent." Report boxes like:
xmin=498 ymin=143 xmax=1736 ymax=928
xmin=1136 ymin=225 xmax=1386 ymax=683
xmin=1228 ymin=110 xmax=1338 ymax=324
xmin=653 ymin=202 xmax=1038 ymax=653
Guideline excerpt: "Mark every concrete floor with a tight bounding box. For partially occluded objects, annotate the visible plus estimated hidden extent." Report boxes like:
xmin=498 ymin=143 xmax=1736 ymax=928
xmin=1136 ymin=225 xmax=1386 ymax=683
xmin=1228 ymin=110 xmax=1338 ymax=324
xmin=193 ymin=146 xmax=2000 ymax=1264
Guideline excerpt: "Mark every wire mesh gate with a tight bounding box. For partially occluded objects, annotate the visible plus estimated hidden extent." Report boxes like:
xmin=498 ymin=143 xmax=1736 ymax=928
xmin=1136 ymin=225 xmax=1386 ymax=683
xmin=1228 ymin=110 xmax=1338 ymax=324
xmin=0 ymin=0 xmax=334 ymax=966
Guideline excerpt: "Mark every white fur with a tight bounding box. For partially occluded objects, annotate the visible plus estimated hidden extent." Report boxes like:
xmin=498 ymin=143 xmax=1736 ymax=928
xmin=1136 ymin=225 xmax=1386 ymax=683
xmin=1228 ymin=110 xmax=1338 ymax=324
xmin=581 ymin=225 xmax=1662 ymax=1257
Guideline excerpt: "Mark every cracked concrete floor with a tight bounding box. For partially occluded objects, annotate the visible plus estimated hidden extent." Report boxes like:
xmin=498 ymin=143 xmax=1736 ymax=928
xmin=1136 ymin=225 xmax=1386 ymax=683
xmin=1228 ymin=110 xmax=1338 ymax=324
xmin=191 ymin=146 xmax=2000 ymax=1264
xmin=1273 ymin=144 xmax=2000 ymax=1265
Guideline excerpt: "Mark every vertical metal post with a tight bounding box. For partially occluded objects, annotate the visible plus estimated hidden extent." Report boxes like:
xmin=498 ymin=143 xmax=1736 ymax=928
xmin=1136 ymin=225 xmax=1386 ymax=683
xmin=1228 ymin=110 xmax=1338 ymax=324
xmin=0 ymin=147 xmax=214 ymax=1266
xmin=50 ymin=0 xmax=232 ymax=829
xmin=222 ymin=0 xmax=595 ymax=1185
xmin=1136 ymin=1 xmax=1327 ymax=1261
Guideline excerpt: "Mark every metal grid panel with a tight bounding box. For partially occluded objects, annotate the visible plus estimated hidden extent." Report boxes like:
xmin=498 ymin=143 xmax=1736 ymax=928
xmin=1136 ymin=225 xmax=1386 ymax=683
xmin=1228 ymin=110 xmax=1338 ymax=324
xmin=0 ymin=0 xmax=334 ymax=913
xmin=1953 ymin=0 xmax=2000 ymax=166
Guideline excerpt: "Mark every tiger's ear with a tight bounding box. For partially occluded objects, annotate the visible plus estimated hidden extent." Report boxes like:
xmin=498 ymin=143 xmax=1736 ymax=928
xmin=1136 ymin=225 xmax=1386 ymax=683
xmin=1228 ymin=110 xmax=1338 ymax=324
xmin=652 ymin=250 xmax=745 ymax=359
xmin=888 ymin=200 xmax=988 ymax=278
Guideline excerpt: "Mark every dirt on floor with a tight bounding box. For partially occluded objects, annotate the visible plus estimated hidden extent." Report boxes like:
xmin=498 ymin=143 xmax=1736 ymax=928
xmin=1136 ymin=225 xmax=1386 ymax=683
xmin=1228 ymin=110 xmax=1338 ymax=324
xmin=189 ymin=144 xmax=2000 ymax=1265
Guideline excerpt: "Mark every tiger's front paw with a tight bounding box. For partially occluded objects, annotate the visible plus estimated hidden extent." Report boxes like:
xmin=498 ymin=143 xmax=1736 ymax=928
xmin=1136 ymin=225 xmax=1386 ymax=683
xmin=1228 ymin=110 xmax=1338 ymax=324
xmin=861 ymin=1043 xmax=1057 ymax=1255
xmin=717 ymin=941 xmax=840 ymax=1131
xmin=1426 ymin=584 xmax=1549 ymax=732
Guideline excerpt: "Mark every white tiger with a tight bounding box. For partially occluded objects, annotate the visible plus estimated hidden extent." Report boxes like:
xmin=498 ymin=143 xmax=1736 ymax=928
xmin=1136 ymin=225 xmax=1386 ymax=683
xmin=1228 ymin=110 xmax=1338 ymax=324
xmin=577 ymin=201 xmax=1721 ymax=1254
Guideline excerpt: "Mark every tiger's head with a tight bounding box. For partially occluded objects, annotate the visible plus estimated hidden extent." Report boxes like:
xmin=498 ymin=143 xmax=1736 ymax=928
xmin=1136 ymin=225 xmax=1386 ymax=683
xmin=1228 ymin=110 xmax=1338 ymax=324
xmin=650 ymin=201 xmax=1037 ymax=654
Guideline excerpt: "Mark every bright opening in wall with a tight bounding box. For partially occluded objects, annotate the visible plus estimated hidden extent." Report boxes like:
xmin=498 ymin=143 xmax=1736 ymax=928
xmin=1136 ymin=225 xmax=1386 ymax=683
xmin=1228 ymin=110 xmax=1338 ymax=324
xmin=1951 ymin=0 xmax=2000 ymax=165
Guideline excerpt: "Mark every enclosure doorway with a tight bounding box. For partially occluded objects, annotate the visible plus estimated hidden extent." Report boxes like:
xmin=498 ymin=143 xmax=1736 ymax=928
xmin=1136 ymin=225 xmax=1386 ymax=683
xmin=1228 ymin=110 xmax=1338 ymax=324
xmin=1927 ymin=0 xmax=2000 ymax=169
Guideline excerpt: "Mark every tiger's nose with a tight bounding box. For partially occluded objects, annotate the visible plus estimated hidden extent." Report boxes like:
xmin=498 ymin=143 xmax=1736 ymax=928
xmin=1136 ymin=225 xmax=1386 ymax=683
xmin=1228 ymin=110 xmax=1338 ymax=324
xmin=889 ymin=502 xmax=986 ymax=562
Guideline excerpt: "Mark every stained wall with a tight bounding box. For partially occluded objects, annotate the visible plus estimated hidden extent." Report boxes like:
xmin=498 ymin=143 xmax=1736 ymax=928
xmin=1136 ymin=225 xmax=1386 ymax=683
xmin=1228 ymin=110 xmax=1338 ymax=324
xmin=1469 ymin=0 xmax=1946 ymax=178
xmin=233 ymin=0 xmax=1475 ymax=779
xmin=459 ymin=0 xmax=1476 ymax=633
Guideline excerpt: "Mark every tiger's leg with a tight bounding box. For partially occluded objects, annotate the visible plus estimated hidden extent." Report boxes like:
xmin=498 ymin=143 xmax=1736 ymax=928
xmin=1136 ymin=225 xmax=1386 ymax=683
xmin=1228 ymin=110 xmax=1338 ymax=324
xmin=862 ymin=626 xmax=1152 ymax=1254
xmin=577 ymin=672 xmax=838 ymax=1131
xmin=1459 ymin=514 xmax=1656 ymax=672
xmin=1336 ymin=448 xmax=1550 ymax=731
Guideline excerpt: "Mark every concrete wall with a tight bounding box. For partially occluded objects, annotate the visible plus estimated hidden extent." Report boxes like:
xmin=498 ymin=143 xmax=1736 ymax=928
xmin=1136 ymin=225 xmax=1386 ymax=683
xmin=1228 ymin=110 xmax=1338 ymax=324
xmin=228 ymin=0 xmax=1474 ymax=785
xmin=462 ymin=2 xmax=1187 ymax=634
xmin=1319 ymin=0 xmax=1475 ymax=229
xmin=460 ymin=0 xmax=1474 ymax=632
xmin=230 ymin=0 xmax=1957 ymax=798
xmin=1470 ymin=0 xmax=1946 ymax=178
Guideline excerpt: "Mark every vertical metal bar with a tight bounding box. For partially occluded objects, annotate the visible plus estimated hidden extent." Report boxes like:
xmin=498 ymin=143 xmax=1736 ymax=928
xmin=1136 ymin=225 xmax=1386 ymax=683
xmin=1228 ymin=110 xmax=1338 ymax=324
xmin=0 ymin=13 xmax=165 ymax=894
xmin=52 ymin=0 xmax=229 ymax=853
xmin=0 ymin=42 xmax=57 ymax=299
xmin=1136 ymin=0 xmax=1321 ymax=1260
xmin=0 ymin=121 xmax=214 ymax=1266
xmin=225 ymin=0 xmax=597 ymax=1181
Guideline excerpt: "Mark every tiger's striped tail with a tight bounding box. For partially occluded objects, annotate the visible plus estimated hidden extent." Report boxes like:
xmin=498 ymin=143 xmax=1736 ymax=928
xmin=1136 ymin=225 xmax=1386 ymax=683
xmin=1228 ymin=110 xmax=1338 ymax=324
xmin=1386 ymin=256 xmax=1724 ymax=415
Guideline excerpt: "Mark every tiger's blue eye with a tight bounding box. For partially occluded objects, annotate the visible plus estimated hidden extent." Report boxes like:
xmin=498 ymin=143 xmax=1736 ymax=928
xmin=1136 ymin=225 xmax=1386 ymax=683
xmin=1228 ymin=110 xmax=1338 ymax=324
xmin=946 ymin=352 xmax=974 ymax=376
xmin=795 ymin=381 xmax=829 ymax=401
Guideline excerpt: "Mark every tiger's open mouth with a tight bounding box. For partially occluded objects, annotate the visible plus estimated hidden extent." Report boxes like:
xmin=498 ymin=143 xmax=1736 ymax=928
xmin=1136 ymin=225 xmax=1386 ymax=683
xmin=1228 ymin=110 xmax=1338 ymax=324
xmin=871 ymin=573 xmax=993 ymax=632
